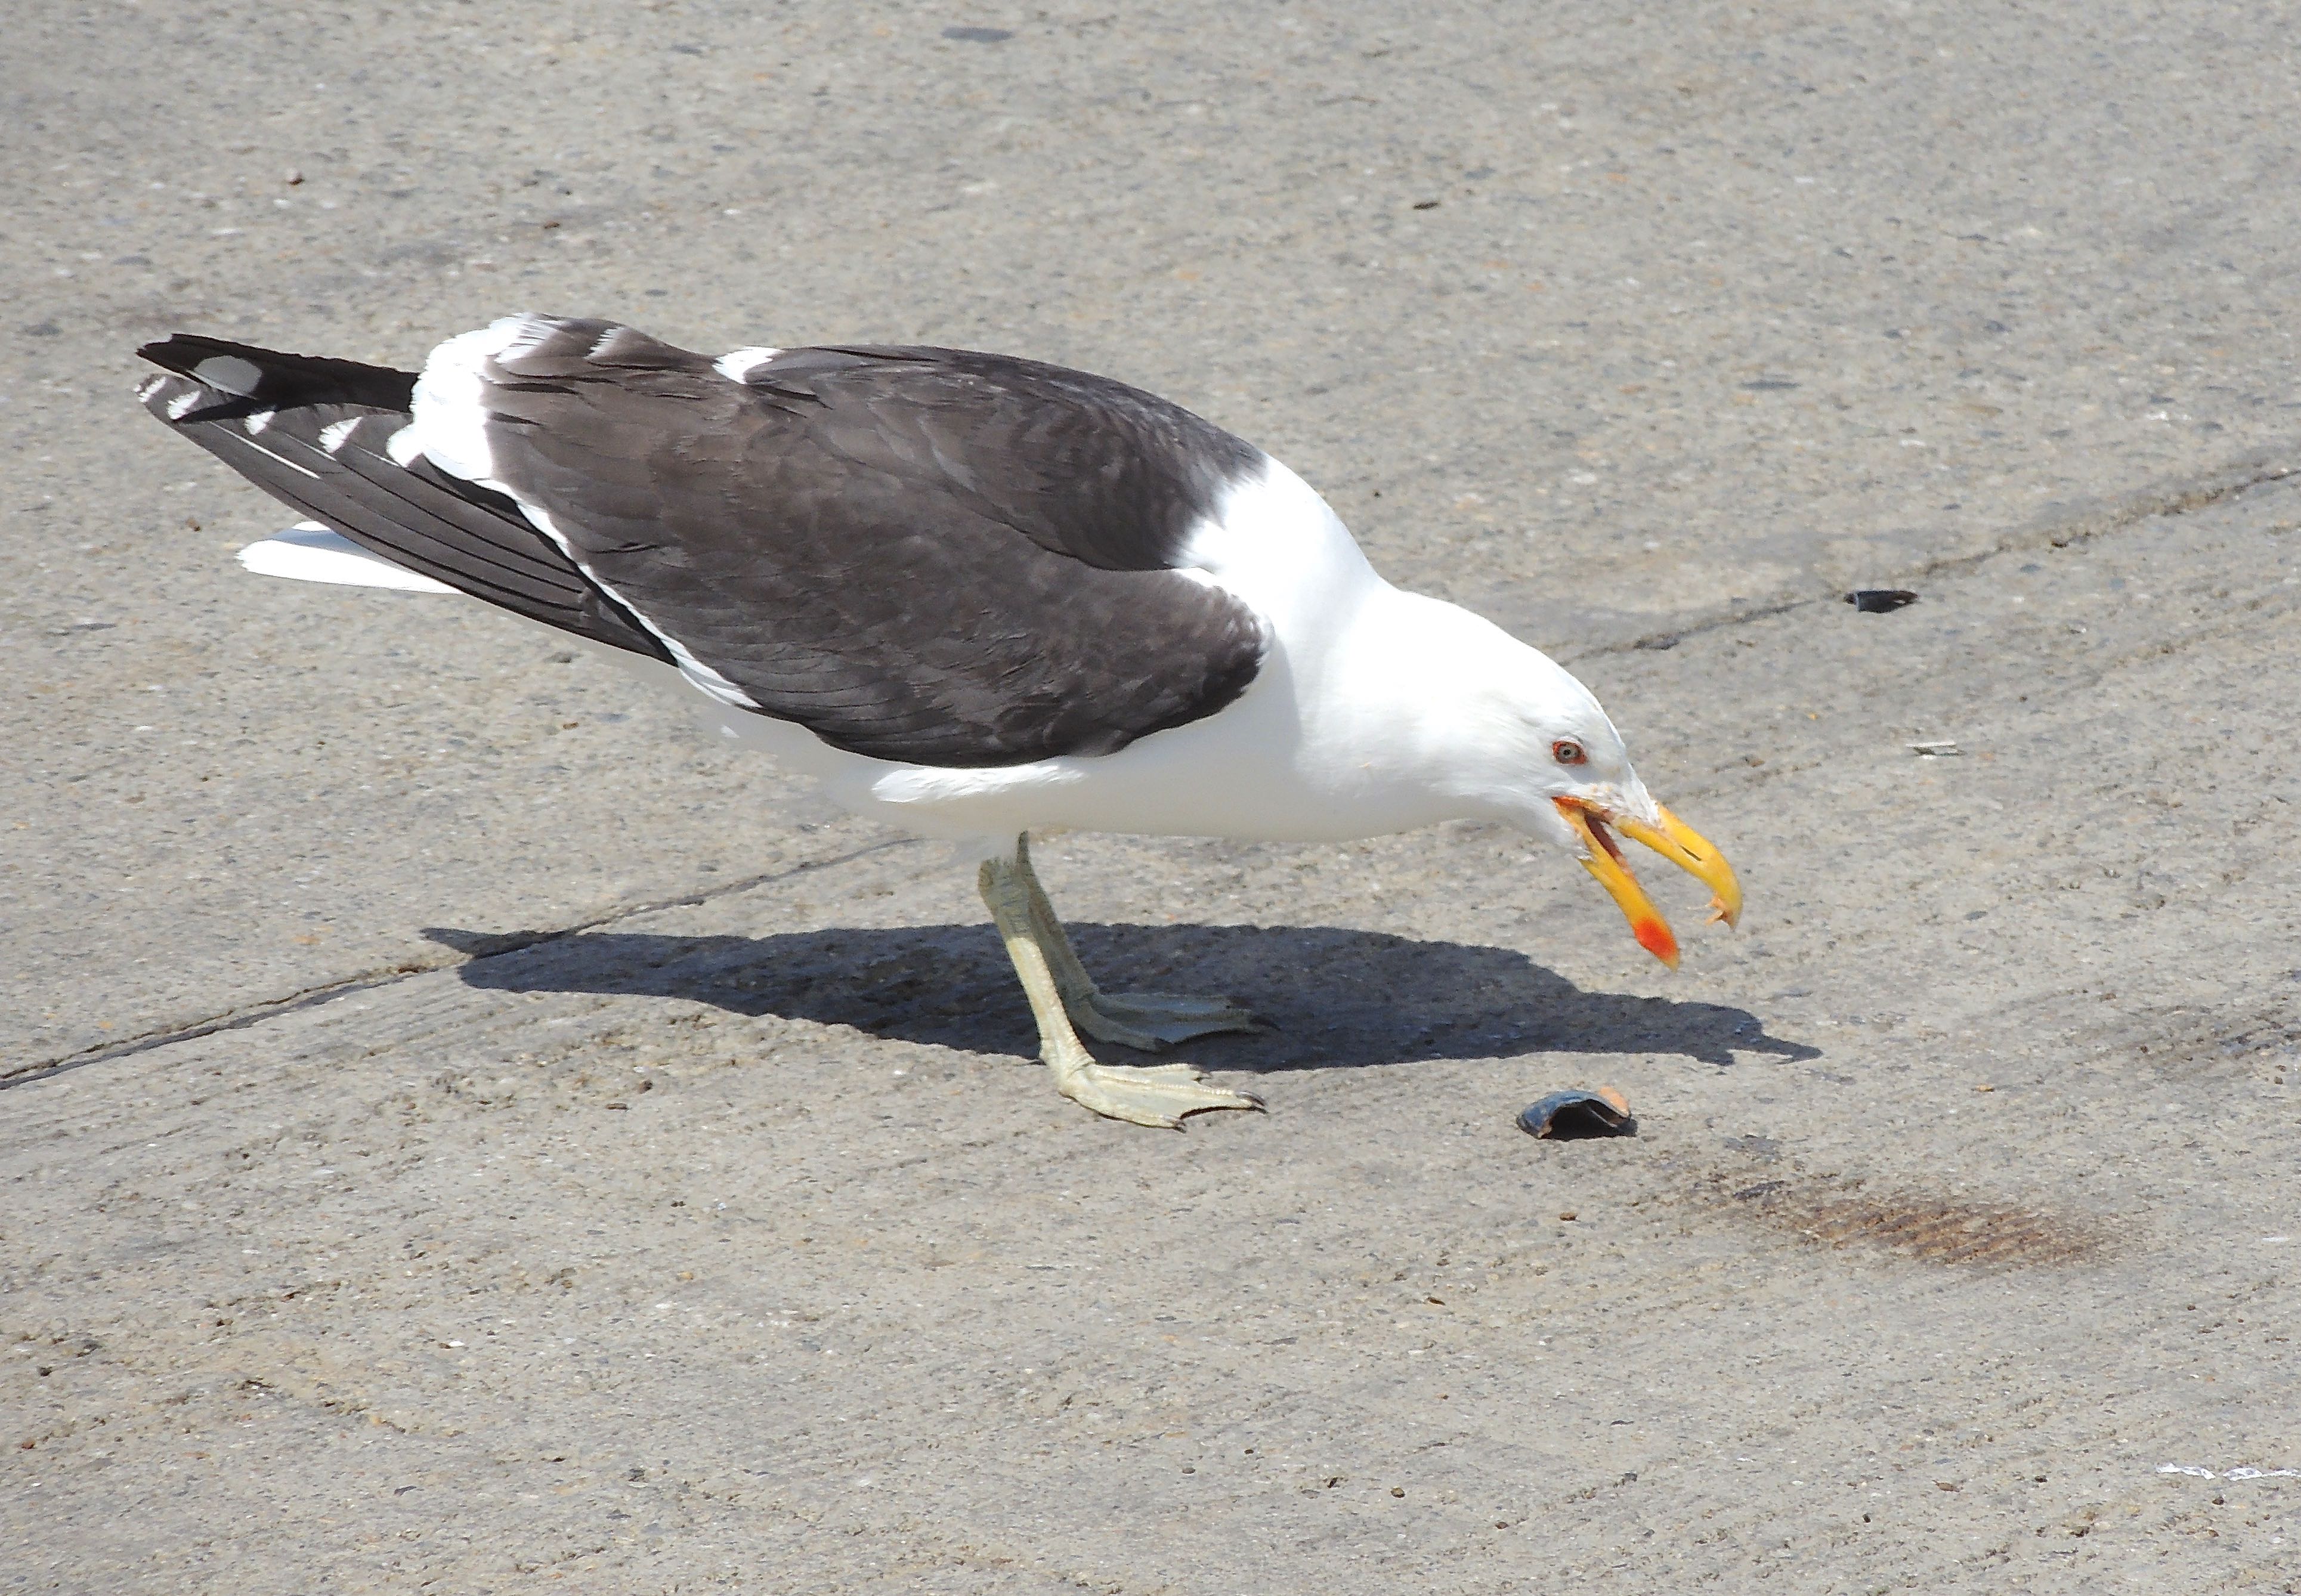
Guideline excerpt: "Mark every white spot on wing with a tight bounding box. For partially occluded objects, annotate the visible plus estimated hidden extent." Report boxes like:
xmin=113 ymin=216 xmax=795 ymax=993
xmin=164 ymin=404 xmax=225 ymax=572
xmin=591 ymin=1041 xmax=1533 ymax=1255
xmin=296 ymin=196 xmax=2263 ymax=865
xmin=135 ymin=375 xmax=165 ymax=403
xmin=589 ymin=326 xmax=644 ymax=361
xmin=500 ymin=316 xmax=558 ymax=363
xmin=166 ymin=389 xmax=201 ymax=420
xmin=318 ymin=416 xmax=361 ymax=454
xmin=385 ymin=424 xmax=423 ymax=466
xmin=245 ymin=408 xmax=276 ymax=435
xmin=713 ymin=346 xmax=783 ymax=383
xmin=190 ymin=354 xmax=264 ymax=395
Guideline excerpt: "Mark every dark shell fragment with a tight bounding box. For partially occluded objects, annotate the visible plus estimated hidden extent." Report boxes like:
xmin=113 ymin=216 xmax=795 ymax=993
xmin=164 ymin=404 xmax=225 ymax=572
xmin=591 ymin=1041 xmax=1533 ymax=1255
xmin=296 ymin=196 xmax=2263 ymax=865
xmin=1846 ymin=588 xmax=1919 ymax=613
xmin=1517 ymin=1087 xmax=1637 ymax=1139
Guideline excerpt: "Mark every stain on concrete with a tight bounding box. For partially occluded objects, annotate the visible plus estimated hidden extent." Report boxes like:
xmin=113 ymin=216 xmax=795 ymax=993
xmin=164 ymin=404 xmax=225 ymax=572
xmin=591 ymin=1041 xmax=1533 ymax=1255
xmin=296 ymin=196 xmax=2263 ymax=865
xmin=1710 ymin=1175 xmax=2107 ymax=1266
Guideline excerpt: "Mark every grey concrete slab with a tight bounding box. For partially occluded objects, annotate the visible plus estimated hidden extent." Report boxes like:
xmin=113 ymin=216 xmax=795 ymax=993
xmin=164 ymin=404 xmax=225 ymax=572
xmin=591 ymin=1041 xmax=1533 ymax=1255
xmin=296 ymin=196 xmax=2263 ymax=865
xmin=5 ymin=2 xmax=2299 ymax=1592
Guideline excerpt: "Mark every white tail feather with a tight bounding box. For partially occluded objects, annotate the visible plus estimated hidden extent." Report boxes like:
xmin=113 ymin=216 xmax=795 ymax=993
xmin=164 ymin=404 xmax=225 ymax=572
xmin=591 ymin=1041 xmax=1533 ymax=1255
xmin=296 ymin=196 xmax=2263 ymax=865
xmin=237 ymin=522 xmax=459 ymax=593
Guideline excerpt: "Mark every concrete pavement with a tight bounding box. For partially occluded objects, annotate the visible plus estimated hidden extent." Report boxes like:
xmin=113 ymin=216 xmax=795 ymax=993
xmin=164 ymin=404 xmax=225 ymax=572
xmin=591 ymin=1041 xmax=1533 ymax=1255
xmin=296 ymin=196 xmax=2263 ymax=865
xmin=5 ymin=3 xmax=2297 ymax=1590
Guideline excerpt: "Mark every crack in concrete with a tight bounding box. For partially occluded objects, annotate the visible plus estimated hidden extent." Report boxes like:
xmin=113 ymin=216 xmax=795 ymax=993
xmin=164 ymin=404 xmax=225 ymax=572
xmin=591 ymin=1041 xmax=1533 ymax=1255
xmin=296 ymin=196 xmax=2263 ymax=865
xmin=1557 ymin=458 xmax=2296 ymax=664
xmin=2 ymin=837 xmax=919 ymax=1090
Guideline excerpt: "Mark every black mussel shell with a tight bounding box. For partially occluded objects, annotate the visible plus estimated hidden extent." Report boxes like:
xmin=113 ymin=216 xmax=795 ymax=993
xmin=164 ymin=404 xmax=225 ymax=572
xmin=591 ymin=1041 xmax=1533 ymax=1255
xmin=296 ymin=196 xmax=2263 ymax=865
xmin=1517 ymin=1087 xmax=1637 ymax=1139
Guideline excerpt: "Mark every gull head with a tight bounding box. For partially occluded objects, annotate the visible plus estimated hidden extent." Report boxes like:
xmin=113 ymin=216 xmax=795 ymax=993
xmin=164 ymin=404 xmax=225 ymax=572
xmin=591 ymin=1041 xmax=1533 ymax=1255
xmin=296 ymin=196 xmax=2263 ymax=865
xmin=1428 ymin=617 xmax=1743 ymax=968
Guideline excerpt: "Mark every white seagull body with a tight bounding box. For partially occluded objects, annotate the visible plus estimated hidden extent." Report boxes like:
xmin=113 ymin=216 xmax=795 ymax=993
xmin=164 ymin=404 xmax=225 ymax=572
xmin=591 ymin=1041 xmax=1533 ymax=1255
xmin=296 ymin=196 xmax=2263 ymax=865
xmin=139 ymin=315 xmax=1742 ymax=1127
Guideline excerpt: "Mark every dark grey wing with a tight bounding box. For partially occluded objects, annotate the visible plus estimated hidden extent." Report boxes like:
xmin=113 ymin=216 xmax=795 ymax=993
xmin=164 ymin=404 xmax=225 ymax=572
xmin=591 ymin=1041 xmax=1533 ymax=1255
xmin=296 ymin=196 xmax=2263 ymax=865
xmin=465 ymin=318 xmax=1270 ymax=768
xmin=134 ymin=335 xmax=672 ymax=661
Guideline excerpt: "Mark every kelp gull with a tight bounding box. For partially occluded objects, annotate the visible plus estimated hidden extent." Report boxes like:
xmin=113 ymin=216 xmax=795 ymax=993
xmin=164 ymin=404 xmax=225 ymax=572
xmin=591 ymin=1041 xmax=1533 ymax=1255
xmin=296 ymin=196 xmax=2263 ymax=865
xmin=136 ymin=315 xmax=1742 ymax=1128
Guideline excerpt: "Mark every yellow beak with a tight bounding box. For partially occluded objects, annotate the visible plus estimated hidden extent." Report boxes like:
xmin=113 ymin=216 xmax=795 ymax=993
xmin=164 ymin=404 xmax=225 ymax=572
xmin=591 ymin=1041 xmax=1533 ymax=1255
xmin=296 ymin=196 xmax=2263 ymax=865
xmin=1553 ymin=799 xmax=1743 ymax=969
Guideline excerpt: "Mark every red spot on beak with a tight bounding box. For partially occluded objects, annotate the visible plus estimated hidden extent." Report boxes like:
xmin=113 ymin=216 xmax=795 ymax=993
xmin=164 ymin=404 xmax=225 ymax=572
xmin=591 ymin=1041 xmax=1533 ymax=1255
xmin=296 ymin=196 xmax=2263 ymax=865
xmin=1632 ymin=915 xmax=1680 ymax=967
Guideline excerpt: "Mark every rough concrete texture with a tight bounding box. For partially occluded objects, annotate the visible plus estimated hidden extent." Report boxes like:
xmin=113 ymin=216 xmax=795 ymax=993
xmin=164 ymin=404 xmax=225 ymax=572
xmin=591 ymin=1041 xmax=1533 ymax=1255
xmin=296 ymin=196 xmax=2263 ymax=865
xmin=5 ymin=3 xmax=2297 ymax=1591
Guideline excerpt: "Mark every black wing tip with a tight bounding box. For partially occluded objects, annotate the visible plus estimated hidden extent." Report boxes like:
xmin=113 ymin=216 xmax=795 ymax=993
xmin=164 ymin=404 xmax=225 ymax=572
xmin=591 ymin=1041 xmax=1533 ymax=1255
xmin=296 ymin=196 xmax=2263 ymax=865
xmin=131 ymin=333 xmax=418 ymax=410
xmin=135 ymin=332 xmax=271 ymax=376
xmin=137 ymin=332 xmax=212 ymax=366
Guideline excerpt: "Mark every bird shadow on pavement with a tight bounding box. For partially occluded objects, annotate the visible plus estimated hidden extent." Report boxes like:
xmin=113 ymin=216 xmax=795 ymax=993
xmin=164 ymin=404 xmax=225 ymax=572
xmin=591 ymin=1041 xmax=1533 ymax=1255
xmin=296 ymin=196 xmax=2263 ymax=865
xmin=425 ymin=922 xmax=1818 ymax=1071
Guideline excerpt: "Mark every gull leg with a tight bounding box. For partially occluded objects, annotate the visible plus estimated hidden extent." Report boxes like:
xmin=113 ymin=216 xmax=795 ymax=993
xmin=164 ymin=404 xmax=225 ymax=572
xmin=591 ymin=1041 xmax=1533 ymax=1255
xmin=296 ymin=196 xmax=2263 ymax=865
xmin=981 ymin=839 xmax=1263 ymax=1128
xmin=1012 ymin=833 xmax=1268 ymax=1051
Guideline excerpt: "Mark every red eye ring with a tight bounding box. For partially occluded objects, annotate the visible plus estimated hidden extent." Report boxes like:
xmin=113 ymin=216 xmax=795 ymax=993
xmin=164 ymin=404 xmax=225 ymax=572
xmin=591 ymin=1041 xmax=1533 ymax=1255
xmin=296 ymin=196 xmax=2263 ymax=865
xmin=1552 ymin=738 xmax=1588 ymax=766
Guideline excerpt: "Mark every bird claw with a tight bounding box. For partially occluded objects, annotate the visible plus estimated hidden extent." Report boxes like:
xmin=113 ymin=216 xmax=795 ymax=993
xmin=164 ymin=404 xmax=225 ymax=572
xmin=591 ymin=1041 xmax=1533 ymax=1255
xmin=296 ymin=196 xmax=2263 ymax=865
xmin=1053 ymin=1059 xmax=1266 ymax=1129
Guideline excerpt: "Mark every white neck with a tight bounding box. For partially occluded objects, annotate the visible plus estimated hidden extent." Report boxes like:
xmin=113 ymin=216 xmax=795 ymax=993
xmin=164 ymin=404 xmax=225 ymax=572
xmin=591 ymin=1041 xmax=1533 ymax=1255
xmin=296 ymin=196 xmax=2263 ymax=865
xmin=1186 ymin=458 xmax=1583 ymax=835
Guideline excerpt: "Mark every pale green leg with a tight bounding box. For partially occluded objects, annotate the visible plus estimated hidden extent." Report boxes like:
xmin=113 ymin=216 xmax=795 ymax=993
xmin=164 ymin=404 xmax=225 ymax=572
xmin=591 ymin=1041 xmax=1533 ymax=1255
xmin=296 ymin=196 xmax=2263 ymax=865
xmin=1012 ymin=833 xmax=1269 ymax=1050
xmin=979 ymin=836 xmax=1264 ymax=1129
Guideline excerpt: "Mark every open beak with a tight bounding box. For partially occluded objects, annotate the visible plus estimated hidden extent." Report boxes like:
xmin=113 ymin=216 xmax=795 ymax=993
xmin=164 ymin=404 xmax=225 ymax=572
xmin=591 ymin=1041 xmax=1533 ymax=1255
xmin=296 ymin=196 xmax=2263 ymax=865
xmin=1553 ymin=797 xmax=1743 ymax=969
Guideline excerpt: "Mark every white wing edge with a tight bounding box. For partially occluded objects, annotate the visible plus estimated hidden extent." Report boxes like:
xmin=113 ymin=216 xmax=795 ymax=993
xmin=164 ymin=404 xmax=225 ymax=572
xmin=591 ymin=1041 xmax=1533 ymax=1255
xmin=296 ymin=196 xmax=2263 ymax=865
xmin=237 ymin=522 xmax=459 ymax=594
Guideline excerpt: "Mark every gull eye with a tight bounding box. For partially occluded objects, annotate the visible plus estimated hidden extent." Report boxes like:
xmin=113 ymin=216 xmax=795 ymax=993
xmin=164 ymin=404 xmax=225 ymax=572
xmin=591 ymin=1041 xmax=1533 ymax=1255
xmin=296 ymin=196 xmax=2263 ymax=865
xmin=1552 ymin=738 xmax=1588 ymax=766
